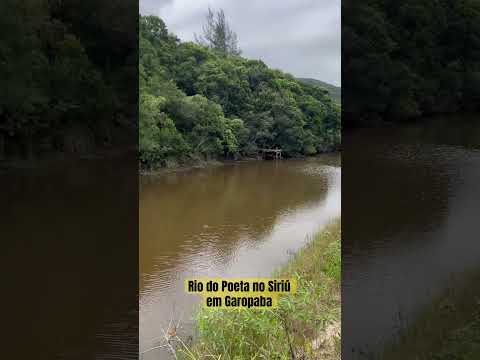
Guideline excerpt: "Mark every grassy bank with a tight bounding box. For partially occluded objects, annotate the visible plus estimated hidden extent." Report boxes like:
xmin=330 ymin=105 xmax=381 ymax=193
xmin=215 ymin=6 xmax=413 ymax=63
xmin=380 ymin=271 xmax=480 ymax=359
xmin=181 ymin=220 xmax=341 ymax=359
xmin=434 ymin=311 xmax=480 ymax=360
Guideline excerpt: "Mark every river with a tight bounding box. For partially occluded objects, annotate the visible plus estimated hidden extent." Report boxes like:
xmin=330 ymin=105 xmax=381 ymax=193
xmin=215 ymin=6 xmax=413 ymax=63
xmin=343 ymin=114 xmax=480 ymax=358
xmin=139 ymin=155 xmax=341 ymax=358
xmin=0 ymin=155 xmax=138 ymax=359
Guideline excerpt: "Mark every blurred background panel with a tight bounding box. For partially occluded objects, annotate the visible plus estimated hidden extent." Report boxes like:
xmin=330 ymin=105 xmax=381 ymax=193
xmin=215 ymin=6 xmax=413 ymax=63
xmin=342 ymin=0 xmax=480 ymax=359
xmin=0 ymin=1 xmax=139 ymax=359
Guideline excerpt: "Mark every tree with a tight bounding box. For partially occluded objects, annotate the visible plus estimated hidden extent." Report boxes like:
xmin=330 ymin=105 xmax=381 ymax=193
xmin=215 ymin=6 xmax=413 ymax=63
xmin=0 ymin=0 xmax=136 ymax=159
xmin=139 ymin=14 xmax=340 ymax=168
xmin=195 ymin=8 xmax=241 ymax=56
xmin=343 ymin=0 xmax=480 ymax=126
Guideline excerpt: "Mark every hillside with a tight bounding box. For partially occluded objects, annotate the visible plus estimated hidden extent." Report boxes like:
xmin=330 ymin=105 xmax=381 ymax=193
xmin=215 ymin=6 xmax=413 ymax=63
xmin=298 ymin=78 xmax=341 ymax=104
xmin=139 ymin=15 xmax=341 ymax=168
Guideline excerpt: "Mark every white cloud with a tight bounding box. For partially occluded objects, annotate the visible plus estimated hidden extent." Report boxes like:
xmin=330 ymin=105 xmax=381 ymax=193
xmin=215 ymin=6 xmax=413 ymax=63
xmin=140 ymin=0 xmax=341 ymax=86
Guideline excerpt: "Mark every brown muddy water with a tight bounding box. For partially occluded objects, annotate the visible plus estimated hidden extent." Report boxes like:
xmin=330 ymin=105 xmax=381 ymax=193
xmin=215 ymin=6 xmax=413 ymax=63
xmin=343 ymin=115 xmax=480 ymax=359
xmin=0 ymin=155 xmax=138 ymax=359
xmin=139 ymin=155 xmax=341 ymax=358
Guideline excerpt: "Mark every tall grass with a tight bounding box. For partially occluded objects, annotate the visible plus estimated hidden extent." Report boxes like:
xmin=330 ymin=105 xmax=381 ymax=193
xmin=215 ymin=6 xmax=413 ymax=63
xmin=183 ymin=220 xmax=341 ymax=359
xmin=379 ymin=271 xmax=480 ymax=360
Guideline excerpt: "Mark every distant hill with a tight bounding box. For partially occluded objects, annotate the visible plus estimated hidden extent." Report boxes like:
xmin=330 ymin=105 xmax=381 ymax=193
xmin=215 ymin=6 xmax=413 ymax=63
xmin=298 ymin=78 xmax=341 ymax=104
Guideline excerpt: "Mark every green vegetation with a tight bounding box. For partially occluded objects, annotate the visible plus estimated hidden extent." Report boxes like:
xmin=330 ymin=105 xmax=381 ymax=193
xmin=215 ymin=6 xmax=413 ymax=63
xmin=194 ymin=7 xmax=241 ymax=56
xmin=139 ymin=13 xmax=341 ymax=169
xmin=343 ymin=0 xmax=480 ymax=126
xmin=298 ymin=78 xmax=341 ymax=104
xmin=184 ymin=220 xmax=341 ymax=359
xmin=0 ymin=0 xmax=136 ymax=160
xmin=380 ymin=272 xmax=480 ymax=360
xmin=434 ymin=313 xmax=480 ymax=360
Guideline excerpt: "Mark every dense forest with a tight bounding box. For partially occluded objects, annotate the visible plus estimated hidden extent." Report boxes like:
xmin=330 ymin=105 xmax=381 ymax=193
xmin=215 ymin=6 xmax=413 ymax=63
xmin=0 ymin=0 xmax=137 ymax=160
xmin=139 ymin=13 xmax=340 ymax=168
xmin=343 ymin=0 xmax=480 ymax=126
xmin=298 ymin=78 xmax=341 ymax=104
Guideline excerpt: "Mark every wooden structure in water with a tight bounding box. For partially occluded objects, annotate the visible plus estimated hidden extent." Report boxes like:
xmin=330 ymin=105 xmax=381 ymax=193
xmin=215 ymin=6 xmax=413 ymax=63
xmin=258 ymin=148 xmax=282 ymax=160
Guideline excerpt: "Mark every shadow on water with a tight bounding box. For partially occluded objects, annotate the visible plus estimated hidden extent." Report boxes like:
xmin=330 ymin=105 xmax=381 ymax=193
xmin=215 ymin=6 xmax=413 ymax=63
xmin=343 ymin=114 xmax=480 ymax=359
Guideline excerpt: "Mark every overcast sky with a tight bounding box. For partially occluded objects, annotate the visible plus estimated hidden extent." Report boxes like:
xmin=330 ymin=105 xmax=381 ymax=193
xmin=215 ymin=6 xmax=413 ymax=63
xmin=140 ymin=0 xmax=341 ymax=86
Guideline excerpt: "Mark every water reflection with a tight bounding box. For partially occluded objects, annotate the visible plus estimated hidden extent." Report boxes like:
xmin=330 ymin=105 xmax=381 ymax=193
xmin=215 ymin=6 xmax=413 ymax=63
xmin=0 ymin=155 xmax=138 ymax=359
xmin=139 ymin=156 xmax=341 ymax=357
xmin=343 ymin=115 xmax=480 ymax=358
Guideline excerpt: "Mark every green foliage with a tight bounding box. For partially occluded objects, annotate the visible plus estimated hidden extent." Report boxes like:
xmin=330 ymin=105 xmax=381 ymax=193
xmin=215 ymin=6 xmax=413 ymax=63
xmin=379 ymin=271 xmax=480 ymax=360
xmin=139 ymin=15 xmax=341 ymax=168
xmin=139 ymin=93 xmax=189 ymax=165
xmin=190 ymin=221 xmax=341 ymax=359
xmin=343 ymin=0 xmax=480 ymax=125
xmin=323 ymin=237 xmax=341 ymax=281
xmin=298 ymin=78 xmax=342 ymax=104
xmin=194 ymin=7 xmax=241 ymax=56
xmin=433 ymin=311 xmax=480 ymax=360
xmin=0 ymin=0 xmax=136 ymax=159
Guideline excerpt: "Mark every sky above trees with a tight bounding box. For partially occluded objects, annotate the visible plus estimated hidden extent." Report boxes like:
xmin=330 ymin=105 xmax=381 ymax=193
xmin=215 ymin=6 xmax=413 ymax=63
xmin=140 ymin=0 xmax=341 ymax=86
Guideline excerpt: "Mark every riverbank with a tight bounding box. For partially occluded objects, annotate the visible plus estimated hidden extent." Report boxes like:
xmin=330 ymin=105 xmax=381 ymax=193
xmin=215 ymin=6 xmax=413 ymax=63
xmin=434 ymin=309 xmax=480 ymax=359
xmin=139 ymin=158 xmax=229 ymax=176
xmin=181 ymin=220 xmax=341 ymax=359
xmin=380 ymin=271 xmax=480 ymax=359
xmin=140 ymin=152 xmax=341 ymax=176
xmin=0 ymin=146 xmax=136 ymax=172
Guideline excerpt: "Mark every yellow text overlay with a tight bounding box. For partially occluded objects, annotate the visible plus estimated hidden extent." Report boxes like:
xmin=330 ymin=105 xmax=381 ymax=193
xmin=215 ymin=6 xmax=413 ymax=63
xmin=184 ymin=278 xmax=297 ymax=309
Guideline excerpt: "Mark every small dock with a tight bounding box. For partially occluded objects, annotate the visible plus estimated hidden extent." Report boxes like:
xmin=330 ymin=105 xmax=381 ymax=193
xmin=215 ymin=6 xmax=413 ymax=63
xmin=258 ymin=148 xmax=282 ymax=160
